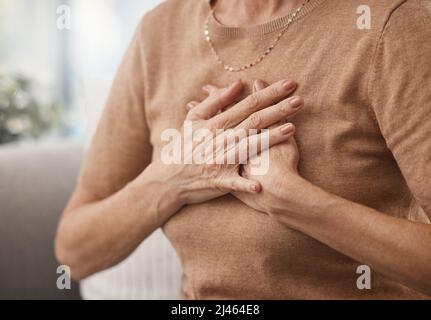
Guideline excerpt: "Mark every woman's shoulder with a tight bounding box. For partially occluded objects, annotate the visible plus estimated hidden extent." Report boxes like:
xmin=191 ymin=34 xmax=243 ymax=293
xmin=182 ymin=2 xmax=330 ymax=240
xmin=378 ymin=0 xmax=431 ymax=37
xmin=362 ymin=0 xmax=431 ymax=23
xmin=335 ymin=0 xmax=431 ymax=38
xmin=139 ymin=0 xmax=204 ymax=32
xmin=133 ymin=0 xmax=205 ymax=49
xmin=388 ymin=0 xmax=431 ymax=21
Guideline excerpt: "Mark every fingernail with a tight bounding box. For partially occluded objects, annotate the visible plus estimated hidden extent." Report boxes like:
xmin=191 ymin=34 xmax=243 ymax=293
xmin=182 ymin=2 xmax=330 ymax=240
xmin=280 ymin=123 xmax=294 ymax=135
xmin=254 ymin=79 xmax=266 ymax=91
xmin=289 ymin=96 xmax=303 ymax=108
xmin=251 ymin=184 xmax=259 ymax=193
xmin=282 ymin=80 xmax=296 ymax=91
xmin=187 ymin=103 xmax=194 ymax=109
xmin=228 ymin=80 xmax=240 ymax=90
xmin=253 ymin=80 xmax=259 ymax=92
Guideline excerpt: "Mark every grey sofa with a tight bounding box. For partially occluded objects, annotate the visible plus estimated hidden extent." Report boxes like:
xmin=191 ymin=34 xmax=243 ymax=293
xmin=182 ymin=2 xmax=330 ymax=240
xmin=0 ymin=141 xmax=83 ymax=300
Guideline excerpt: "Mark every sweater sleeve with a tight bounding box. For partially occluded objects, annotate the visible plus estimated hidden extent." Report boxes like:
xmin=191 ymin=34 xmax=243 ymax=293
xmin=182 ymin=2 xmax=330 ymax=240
xmin=77 ymin=18 xmax=152 ymax=199
xmin=368 ymin=0 xmax=431 ymax=218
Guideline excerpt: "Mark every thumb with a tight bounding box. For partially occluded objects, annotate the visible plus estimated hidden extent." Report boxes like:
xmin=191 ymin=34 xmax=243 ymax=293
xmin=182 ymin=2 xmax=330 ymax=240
xmin=217 ymin=176 xmax=262 ymax=194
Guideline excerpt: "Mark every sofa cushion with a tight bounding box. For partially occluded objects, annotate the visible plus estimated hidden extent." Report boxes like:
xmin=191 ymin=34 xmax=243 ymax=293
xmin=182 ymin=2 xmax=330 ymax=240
xmin=0 ymin=142 xmax=83 ymax=300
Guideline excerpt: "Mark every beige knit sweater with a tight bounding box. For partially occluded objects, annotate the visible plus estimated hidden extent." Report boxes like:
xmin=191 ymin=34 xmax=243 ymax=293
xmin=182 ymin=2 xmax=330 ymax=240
xmin=79 ymin=0 xmax=431 ymax=299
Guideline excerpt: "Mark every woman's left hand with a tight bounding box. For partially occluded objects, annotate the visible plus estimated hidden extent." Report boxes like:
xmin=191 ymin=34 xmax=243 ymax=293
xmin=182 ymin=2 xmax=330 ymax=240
xmin=232 ymin=79 xmax=303 ymax=216
xmin=192 ymin=81 xmax=431 ymax=297
xmin=234 ymin=131 xmax=302 ymax=216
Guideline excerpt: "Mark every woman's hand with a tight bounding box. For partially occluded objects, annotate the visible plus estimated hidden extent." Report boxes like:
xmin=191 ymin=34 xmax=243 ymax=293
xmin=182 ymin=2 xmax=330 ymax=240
xmin=232 ymin=79 xmax=304 ymax=216
xmin=234 ymin=135 xmax=302 ymax=216
xmin=178 ymin=78 xmax=304 ymax=217
xmin=223 ymin=85 xmax=431 ymax=297
xmin=136 ymin=79 xmax=304 ymax=221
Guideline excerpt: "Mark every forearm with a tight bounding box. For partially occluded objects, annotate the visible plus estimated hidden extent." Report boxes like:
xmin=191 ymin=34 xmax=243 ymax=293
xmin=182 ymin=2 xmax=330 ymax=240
xmin=273 ymin=176 xmax=431 ymax=296
xmin=55 ymin=163 xmax=183 ymax=280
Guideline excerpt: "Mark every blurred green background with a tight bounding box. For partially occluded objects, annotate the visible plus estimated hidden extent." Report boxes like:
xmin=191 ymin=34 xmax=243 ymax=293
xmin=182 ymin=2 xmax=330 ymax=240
xmin=0 ymin=0 xmax=162 ymax=145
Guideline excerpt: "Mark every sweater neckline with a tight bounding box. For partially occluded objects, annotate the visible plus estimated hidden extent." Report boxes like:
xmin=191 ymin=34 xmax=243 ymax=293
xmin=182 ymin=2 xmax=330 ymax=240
xmin=205 ymin=0 xmax=327 ymax=39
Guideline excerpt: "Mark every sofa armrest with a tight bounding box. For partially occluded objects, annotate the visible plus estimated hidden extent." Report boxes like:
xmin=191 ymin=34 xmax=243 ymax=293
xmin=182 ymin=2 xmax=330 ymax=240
xmin=0 ymin=141 xmax=83 ymax=300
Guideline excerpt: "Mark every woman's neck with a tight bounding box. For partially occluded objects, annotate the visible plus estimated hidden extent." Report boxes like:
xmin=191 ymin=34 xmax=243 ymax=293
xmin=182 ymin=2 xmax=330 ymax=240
xmin=212 ymin=0 xmax=306 ymax=27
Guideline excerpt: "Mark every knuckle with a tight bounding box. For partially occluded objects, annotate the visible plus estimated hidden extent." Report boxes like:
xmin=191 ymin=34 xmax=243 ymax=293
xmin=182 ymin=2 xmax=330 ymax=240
xmin=230 ymin=181 xmax=239 ymax=191
xmin=206 ymin=119 xmax=221 ymax=132
xmin=207 ymin=178 xmax=216 ymax=188
xmin=213 ymin=178 xmax=222 ymax=188
xmin=209 ymin=177 xmax=223 ymax=191
xmin=229 ymin=180 xmax=237 ymax=192
xmin=215 ymin=117 xmax=232 ymax=130
xmin=248 ymin=113 xmax=262 ymax=128
xmin=269 ymin=85 xmax=282 ymax=97
xmin=247 ymin=94 xmax=261 ymax=111
xmin=191 ymin=108 xmax=207 ymax=120
xmin=186 ymin=109 xmax=198 ymax=120
xmin=212 ymin=177 xmax=226 ymax=191
xmin=205 ymin=120 xmax=216 ymax=131
xmin=206 ymin=163 xmax=223 ymax=178
xmin=207 ymin=176 xmax=220 ymax=189
xmin=279 ymin=101 xmax=291 ymax=114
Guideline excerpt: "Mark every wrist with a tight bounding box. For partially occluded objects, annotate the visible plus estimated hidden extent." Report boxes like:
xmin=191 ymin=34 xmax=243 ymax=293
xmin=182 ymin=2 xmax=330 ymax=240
xmin=270 ymin=174 xmax=331 ymax=230
xmin=131 ymin=161 xmax=186 ymax=223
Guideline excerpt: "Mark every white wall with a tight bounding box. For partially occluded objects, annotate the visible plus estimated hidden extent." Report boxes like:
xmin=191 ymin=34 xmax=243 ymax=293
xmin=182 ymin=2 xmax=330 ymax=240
xmin=0 ymin=0 xmax=164 ymax=139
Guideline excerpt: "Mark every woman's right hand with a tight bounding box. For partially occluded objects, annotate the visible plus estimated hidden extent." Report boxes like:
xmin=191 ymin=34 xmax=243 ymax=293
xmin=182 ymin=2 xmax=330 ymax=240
xmin=136 ymin=79 xmax=304 ymax=218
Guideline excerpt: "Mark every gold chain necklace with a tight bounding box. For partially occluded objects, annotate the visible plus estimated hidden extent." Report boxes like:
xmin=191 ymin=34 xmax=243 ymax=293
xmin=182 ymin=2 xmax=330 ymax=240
xmin=204 ymin=0 xmax=310 ymax=72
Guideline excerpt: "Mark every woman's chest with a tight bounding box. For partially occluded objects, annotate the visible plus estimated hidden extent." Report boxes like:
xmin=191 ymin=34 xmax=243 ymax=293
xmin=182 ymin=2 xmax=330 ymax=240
xmin=143 ymin=44 xmax=401 ymax=205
